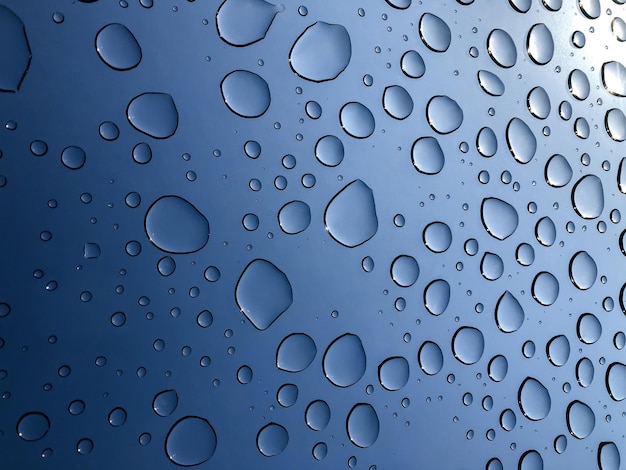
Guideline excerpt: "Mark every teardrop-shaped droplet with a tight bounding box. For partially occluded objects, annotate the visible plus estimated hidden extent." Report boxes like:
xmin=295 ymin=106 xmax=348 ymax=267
xmin=477 ymin=70 xmax=505 ymax=96
xmin=276 ymin=333 xmax=316 ymax=372
xmin=601 ymin=61 xmax=626 ymax=97
xmin=382 ymin=85 xmax=413 ymax=120
xmin=495 ymin=291 xmax=524 ymax=333
xmin=418 ymin=341 xmax=443 ymax=375
xmin=95 ymin=23 xmax=142 ymax=70
xmin=346 ymin=404 xmax=379 ymax=448
xmin=527 ymin=86 xmax=551 ymax=119
xmin=418 ymin=13 xmax=451 ymax=52
xmin=411 ymin=136 xmax=445 ymax=175
xmin=518 ymin=377 xmax=551 ymax=421
xmin=487 ymin=29 xmax=517 ymax=68
xmin=481 ymin=197 xmax=518 ymax=240
xmin=0 ymin=6 xmax=31 ymax=92
xmin=378 ymin=356 xmax=409 ymax=391
xmin=605 ymin=108 xmax=626 ymax=141
xmin=571 ymin=175 xmax=604 ymax=219
xmin=401 ymin=50 xmax=425 ymax=78
xmin=426 ymin=95 xmax=463 ymax=134
xmin=340 ymin=102 xmax=375 ymax=138
xmin=165 ymin=417 xmax=217 ymax=466
xmin=322 ymin=333 xmax=366 ymax=388
xmin=424 ymin=279 xmax=450 ymax=316
xmin=566 ymin=400 xmax=595 ymax=439
xmin=278 ymin=200 xmax=311 ymax=234
xmin=221 ymin=70 xmax=270 ymax=118
xmin=506 ymin=118 xmax=536 ymax=164
xmin=216 ymin=0 xmax=280 ymax=46
xmin=324 ymin=180 xmax=378 ymax=248
xmin=127 ymin=92 xmax=178 ymax=138
xmin=544 ymin=154 xmax=572 ymax=187
xmin=532 ymin=272 xmax=559 ymax=306
xmin=526 ymin=23 xmax=553 ymax=65
xmin=569 ymin=251 xmax=597 ymax=290
xmin=452 ymin=326 xmax=484 ymax=365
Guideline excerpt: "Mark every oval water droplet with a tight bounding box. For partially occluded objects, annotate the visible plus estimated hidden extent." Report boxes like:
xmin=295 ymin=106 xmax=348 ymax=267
xmin=346 ymin=403 xmax=379 ymax=448
xmin=426 ymin=95 xmax=463 ymax=134
xmin=221 ymin=70 xmax=270 ymax=118
xmin=568 ymin=69 xmax=590 ymax=100
xmin=165 ymin=417 xmax=217 ymax=466
xmin=518 ymin=377 xmax=551 ymax=420
xmin=95 ymin=23 xmax=142 ymax=70
xmin=535 ymin=217 xmax=556 ymax=247
xmin=235 ymin=259 xmax=293 ymax=330
xmin=276 ymin=333 xmax=316 ymax=372
xmin=601 ymin=61 xmax=626 ymax=97
xmin=390 ymin=255 xmax=419 ymax=287
xmin=305 ymin=400 xmax=330 ymax=431
xmin=577 ymin=313 xmax=601 ymax=344
xmin=383 ymin=85 xmax=413 ymax=120
xmin=289 ymin=22 xmax=351 ymax=82
xmin=506 ymin=118 xmax=536 ymax=164
xmin=340 ymin=102 xmax=375 ymax=138
xmin=495 ymin=291 xmax=524 ymax=333
xmin=532 ymin=272 xmax=559 ymax=306
xmin=278 ymin=200 xmax=310 ymax=234
xmin=145 ymin=196 xmax=209 ymax=254
xmin=378 ymin=356 xmax=409 ymax=391
xmin=527 ymin=86 xmax=551 ymax=119
xmin=0 ymin=6 xmax=31 ymax=92
xmin=476 ymin=127 xmax=497 ymax=157
xmin=216 ymin=0 xmax=279 ymax=46
xmin=418 ymin=13 xmax=451 ymax=52
xmin=423 ymin=221 xmax=452 ymax=253
xmin=572 ymin=175 xmax=604 ymax=219
xmin=17 ymin=412 xmax=50 ymax=441
xmin=606 ymin=362 xmax=626 ymax=401
xmin=526 ymin=24 xmax=553 ymax=65
xmin=424 ymin=279 xmax=450 ymax=316
xmin=487 ymin=29 xmax=517 ymax=68
xmin=418 ymin=341 xmax=443 ymax=375
xmin=546 ymin=335 xmax=570 ymax=367
xmin=127 ymin=92 xmax=178 ymax=139
xmin=566 ymin=400 xmax=595 ymax=439
xmin=605 ymin=108 xmax=626 ymax=141
xmin=544 ymin=154 xmax=572 ymax=187
xmin=257 ymin=423 xmax=288 ymax=456
xmin=401 ymin=50 xmax=425 ymax=78
xmin=576 ymin=357 xmax=594 ymax=387
xmin=477 ymin=70 xmax=505 ymax=96
xmin=322 ymin=333 xmax=366 ymax=387
xmin=481 ymin=252 xmax=504 ymax=280
xmin=324 ymin=179 xmax=378 ymax=248
xmin=411 ymin=136 xmax=445 ymax=175
xmin=153 ymin=389 xmax=178 ymax=417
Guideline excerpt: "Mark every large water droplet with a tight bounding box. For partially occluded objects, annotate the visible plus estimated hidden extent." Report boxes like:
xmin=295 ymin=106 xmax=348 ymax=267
xmin=216 ymin=0 xmax=279 ymax=46
xmin=221 ymin=70 xmax=270 ymax=118
xmin=378 ymin=356 xmax=409 ymax=391
xmin=424 ymin=279 xmax=450 ymax=316
xmin=601 ymin=61 xmax=626 ymax=97
xmin=153 ymin=389 xmax=178 ymax=417
xmin=418 ymin=13 xmax=451 ymax=52
xmin=477 ymin=127 xmax=498 ymax=157
xmin=324 ymin=179 xmax=378 ymax=248
xmin=235 ymin=259 xmax=293 ymax=330
xmin=305 ymin=400 xmax=330 ymax=431
xmin=452 ymin=326 xmax=484 ymax=365
xmin=518 ymin=377 xmax=551 ymax=420
xmin=546 ymin=335 xmax=570 ymax=367
xmin=527 ymin=24 xmax=553 ymax=65
xmin=346 ymin=404 xmax=379 ymax=448
xmin=16 ymin=412 xmax=50 ymax=441
xmin=322 ymin=333 xmax=366 ymax=387
xmin=418 ymin=341 xmax=443 ymax=375
xmin=426 ymin=95 xmax=463 ymax=134
xmin=315 ymin=135 xmax=344 ymax=167
xmin=165 ymin=417 xmax=217 ymax=466
xmin=532 ymin=272 xmax=559 ymax=306
xmin=527 ymin=86 xmax=551 ymax=119
xmin=411 ymin=136 xmax=445 ymax=175
xmin=127 ymin=93 xmax=178 ymax=139
xmin=276 ymin=333 xmax=316 ymax=372
xmin=382 ymin=85 xmax=413 ymax=120
xmin=495 ymin=291 xmax=524 ymax=333
xmin=339 ymin=102 xmax=375 ymax=138
xmin=569 ymin=251 xmax=597 ymax=290
xmin=572 ymin=175 xmax=604 ymax=219
xmin=423 ymin=221 xmax=452 ymax=253
xmin=289 ymin=22 xmax=351 ymax=82
xmin=401 ymin=50 xmax=425 ymax=78
xmin=481 ymin=197 xmax=518 ymax=240
xmin=477 ymin=70 xmax=505 ymax=96
xmin=506 ymin=118 xmax=536 ymax=164
xmin=257 ymin=423 xmax=288 ymax=456
xmin=487 ymin=29 xmax=517 ymax=68
xmin=544 ymin=154 xmax=572 ymax=187
xmin=278 ymin=201 xmax=311 ymax=234
xmin=390 ymin=255 xmax=419 ymax=287
xmin=145 ymin=196 xmax=209 ymax=254
xmin=0 ymin=6 xmax=31 ymax=92
xmin=606 ymin=362 xmax=626 ymax=401
xmin=566 ymin=400 xmax=595 ymax=439
xmin=599 ymin=442 xmax=621 ymax=470
xmin=95 ymin=23 xmax=142 ymax=70
xmin=605 ymin=108 xmax=626 ymax=141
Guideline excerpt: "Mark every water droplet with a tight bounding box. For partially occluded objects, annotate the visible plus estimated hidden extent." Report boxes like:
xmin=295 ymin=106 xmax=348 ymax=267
xmin=426 ymin=95 xmax=463 ymax=134
xmin=477 ymin=70 xmax=505 ymax=96
xmin=390 ymin=255 xmax=419 ymax=287
xmin=601 ymin=61 xmax=626 ymax=97
xmin=476 ymin=127 xmax=497 ymax=157
xmin=424 ymin=279 xmax=450 ymax=315
xmin=411 ymin=136 xmax=445 ymax=175
xmin=95 ymin=23 xmax=141 ymax=70
xmin=220 ymin=70 xmax=270 ymax=118
xmin=346 ymin=403 xmax=379 ymax=448
xmin=566 ymin=400 xmax=595 ymax=439
xmin=418 ymin=13 xmax=451 ymax=52
xmin=495 ymin=291 xmax=524 ymax=333
xmin=452 ymin=326 xmax=484 ymax=364
xmin=506 ymin=118 xmax=537 ymax=164
xmin=527 ymin=86 xmax=550 ymax=119
xmin=578 ymin=0 xmax=601 ymax=19
xmin=568 ymin=69 xmax=590 ymax=100
xmin=598 ymin=442 xmax=621 ymax=470
xmin=145 ymin=195 xmax=209 ymax=253
xmin=16 ymin=412 xmax=50 ymax=441
xmin=545 ymin=154 xmax=572 ymax=187
xmin=153 ymin=389 xmax=178 ymax=417
xmin=382 ymin=85 xmax=413 ymax=120
xmin=572 ymin=175 xmax=604 ymax=219
xmin=305 ymin=400 xmax=331 ymax=431
xmin=487 ymin=29 xmax=517 ymax=68
xmin=526 ymin=23 xmax=553 ymax=65
xmin=165 ymin=417 xmax=217 ymax=465
xmin=605 ymin=108 xmax=626 ymax=141
xmin=216 ymin=0 xmax=279 ymax=46
xmin=322 ymin=333 xmax=366 ymax=387
xmin=276 ymin=333 xmax=316 ymax=372
xmin=423 ymin=221 xmax=452 ymax=253
xmin=535 ymin=217 xmax=556 ymax=246
xmin=289 ymin=22 xmax=351 ymax=82
xmin=278 ymin=200 xmax=311 ymax=234
xmin=61 ymin=146 xmax=86 ymax=170
xmin=378 ymin=356 xmax=409 ymax=391
xmin=324 ymin=179 xmax=378 ymax=248
xmin=257 ymin=423 xmax=288 ymax=456
xmin=488 ymin=355 xmax=508 ymax=382
xmin=235 ymin=259 xmax=293 ymax=330
xmin=518 ymin=377 xmax=551 ymax=420
xmin=547 ymin=335 xmax=570 ymax=366
xmin=340 ymin=102 xmax=375 ymax=138
xmin=0 ymin=6 xmax=31 ymax=92
xmin=400 ymin=50 xmax=425 ymax=78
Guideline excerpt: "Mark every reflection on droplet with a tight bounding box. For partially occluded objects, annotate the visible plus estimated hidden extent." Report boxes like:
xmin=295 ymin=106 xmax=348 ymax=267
xmin=545 ymin=154 xmax=572 ymax=187
xmin=383 ymin=85 xmax=413 ymax=120
xmin=532 ymin=272 xmax=559 ymax=306
xmin=566 ymin=400 xmax=595 ymax=439
xmin=257 ymin=423 xmax=288 ymax=456
xmin=411 ymin=136 xmax=445 ymax=175
xmin=17 ymin=412 xmax=50 ymax=441
xmin=221 ymin=70 xmax=270 ymax=118
xmin=423 ymin=222 xmax=452 ymax=253
xmin=572 ymin=175 xmax=604 ymax=219
xmin=276 ymin=333 xmax=316 ymax=372
xmin=506 ymin=118 xmax=536 ymax=164
xmin=401 ymin=50 xmax=425 ymax=78
xmin=95 ymin=23 xmax=142 ymax=70
xmin=322 ymin=333 xmax=366 ymax=388
xmin=601 ymin=61 xmax=626 ymax=97
xmin=476 ymin=127 xmax=497 ymax=157
xmin=477 ymin=70 xmax=505 ymax=96
xmin=577 ymin=313 xmax=601 ymax=344
xmin=289 ymin=22 xmax=351 ymax=82
xmin=346 ymin=403 xmax=379 ymax=448
xmin=216 ymin=0 xmax=279 ymax=46
xmin=165 ymin=417 xmax=217 ymax=466
xmin=418 ymin=13 xmax=451 ymax=52
xmin=278 ymin=201 xmax=311 ymax=234
xmin=145 ymin=196 xmax=209 ymax=254
xmin=606 ymin=362 xmax=626 ymax=401
xmin=315 ymin=135 xmax=344 ymax=167
xmin=569 ymin=251 xmax=597 ymax=290
xmin=527 ymin=86 xmax=550 ymax=119
xmin=340 ymin=102 xmax=375 ymax=138
xmin=526 ymin=23 xmax=553 ymax=65
xmin=378 ymin=356 xmax=409 ymax=391
xmin=127 ymin=93 xmax=178 ymax=139
xmin=452 ymin=327 xmax=484 ymax=365
xmin=153 ymin=389 xmax=178 ymax=417
xmin=235 ymin=259 xmax=293 ymax=330
xmin=0 ymin=6 xmax=31 ymax=92
xmin=546 ymin=335 xmax=570 ymax=367
xmin=495 ymin=291 xmax=524 ymax=333
xmin=324 ymin=179 xmax=378 ymax=248
xmin=605 ymin=108 xmax=626 ymax=141
xmin=487 ymin=29 xmax=517 ymax=68
xmin=518 ymin=377 xmax=551 ymax=420
xmin=390 ymin=255 xmax=419 ymax=287
xmin=424 ymin=279 xmax=450 ymax=316
xmin=426 ymin=95 xmax=463 ymax=134
xmin=305 ymin=400 xmax=331 ymax=431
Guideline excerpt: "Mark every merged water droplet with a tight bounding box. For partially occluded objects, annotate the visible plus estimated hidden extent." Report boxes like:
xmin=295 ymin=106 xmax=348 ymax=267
xmin=423 ymin=221 xmax=452 ymax=253
xmin=382 ymin=85 xmax=413 ymax=120
xmin=566 ymin=400 xmax=595 ymax=439
xmin=477 ymin=70 xmax=505 ymax=96
xmin=390 ymin=255 xmax=419 ymax=287
xmin=487 ymin=29 xmax=517 ymax=68
xmin=153 ymin=389 xmax=178 ymax=417
xmin=305 ymin=400 xmax=330 ymax=431
xmin=95 ymin=23 xmax=142 ymax=71
xmin=324 ymin=179 xmax=378 ymax=248
xmin=425 ymin=95 xmax=463 ymax=134
xmin=606 ymin=362 xmax=626 ymax=401
xmin=495 ymin=291 xmax=524 ymax=333
xmin=144 ymin=196 xmax=209 ymax=254
xmin=572 ymin=175 xmax=604 ymax=219
xmin=339 ymin=102 xmax=375 ymax=138
xmin=289 ymin=22 xmax=351 ymax=82
xmin=518 ymin=377 xmax=551 ymax=420
xmin=506 ymin=118 xmax=536 ymax=164
xmin=605 ymin=108 xmax=626 ymax=141
xmin=423 ymin=279 xmax=450 ymax=316
xmin=16 ymin=412 xmax=50 ymax=441
xmin=278 ymin=201 xmax=311 ymax=234
xmin=601 ymin=61 xmax=626 ymax=97
xmin=235 ymin=259 xmax=293 ymax=330
xmin=418 ymin=13 xmax=451 ymax=52
xmin=0 ymin=6 xmax=31 ymax=92
xmin=452 ymin=327 xmax=484 ymax=365
xmin=544 ymin=154 xmax=572 ymax=187
xmin=322 ymin=333 xmax=366 ymax=388
xmin=411 ymin=136 xmax=445 ymax=175
xmin=276 ymin=333 xmax=316 ymax=372
xmin=378 ymin=356 xmax=409 ymax=391
xmin=127 ymin=93 xmax=178 ymax=139
xmin=165 ymin=417 xmax=217 ymax=466
xmin=526 ymin=23 xmax=553 ymax=65
xmin=220 ymin=71 xmax=270 ymax=118
xmin=257 ymin=423 xmax=288 ymax=456
xmin=400 ymin=50 xmax=425 ymax=78
xmin=546 ymin=335 xmax=570 ymax=367
xmin=346 ymin=403 xmax=379 ymax=448
xmin=216 ymin=0 xmax=280 ymax=46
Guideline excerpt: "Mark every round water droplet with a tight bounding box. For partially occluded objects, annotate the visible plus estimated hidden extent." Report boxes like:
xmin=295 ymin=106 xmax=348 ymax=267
xmin=165 ymin=417 xmax=217 ymax=465
xmin=418 ymin=13 xmax=451 ymax=52
xmin=578 ymin=0 xmax=601 ymax=19
xmin=221 ymin=70 xmax=270 ymax=118
xmin=487 ymin=29 xmax=517 ymax=68
xmin=153 ymin=389 xmax=178 ymax=417
xmin=569 ymin=251 xmax=597 ymax=290
xmin=289 ymin=22 xmax=351 ymax=82
xmin=95 ymin=23 xmax=141 ymax=70
xmin=426 ymin=95 xmax=463 ymax=134
xmin=476 ymin=127 xmax=497 ymax=157
xmin=506 ymin=118 xmax=536 ymax=164
xmin=526 ymin=23 xmax=553 ymax=65
xmin=127 ymin=92 xmax=178 ymax=138
xmin=544 ymin=154 xmax=572 ymax=187
xmin=401 ymin=50 xmax=425 ymax=78
xmin=257 ymin=423 xmax=288 ymax=456
xmin=452 ymin=326 xmax=484 ymax=365
xmin=602 ymin=61 xmax=626 ymax=97
xmin=418 ymin=341 xmax=443 ymax=375
xmin=423 ymin=222 xmax=452 ymax=253
xmin=488 ymin=355 xmax=508 ymax=382
xmin=315 ymin=135 xmax=344 ymax=167
xmin=605 ymin=108 xmax=626 ymax=141
xmin=577 ymin=313 xmax=601 ymax=344
xmin=383 ymin=85 xmax=413 ymax=120
xmin=378 ymin=356 xmax=409 ymax=391
xmin=477 ymin=70 xmax=505 ymax=96
xmin=532 ymin=272 xmax=559 ymax=306
xmin=566 ymin=400 xmax=595 ymax=439
xmin=216 ymin=0 xmax=279 ymax=46
xmin=61 ymin=146 xmax=86 ymax=170
xmin=278 ymin=201 xmax=310 ymax=234
xmin=547 ymin=335 xmax=570 ymax=367
xmin=323 ymin=333 xmax=366 ymax=387
xmin=411 ymin=136 xmax=444 ymax=175
xmin=16 ymin=412 xmax=50 ymax=441
xmin=424 ymin=279 xmax=450 ymax=315
xmin=518 ymin=377 xmax=551 ymax=420
xmin=481 ymin=197 xmax=519 ymax=240
xmin=495 ymin=291 xmax=524 ymax=333
xmin=535 ymin=217 xmax=556 ymax=246
xmin=568 ymin=69 xmax=590 ymax=100
xmin=235 ymin=259 xmax=293 ymax=330
xmin=527 ymin=86 xmax=550 ymax=119
xmin=390 ymin=255 xmax=419 ymax=287
xmin=340 ymin=102 xmax=375 ymax=138
xmin=276 ymin=333 xmax=316 ymax=372
xmin=324 ymin=179 xmax=378 ymax=248
xmin=145 ymin=195 xmax=209 ymax=254
xmin=306 ymin=400 xmax=330 ymax=431
xmin=481 ymin=252 xmax=504 ymax=281
xmin=346 ymin=403 xmax=379 ymax=448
